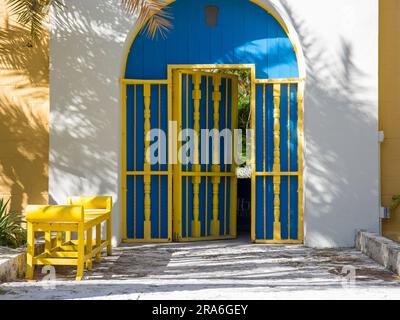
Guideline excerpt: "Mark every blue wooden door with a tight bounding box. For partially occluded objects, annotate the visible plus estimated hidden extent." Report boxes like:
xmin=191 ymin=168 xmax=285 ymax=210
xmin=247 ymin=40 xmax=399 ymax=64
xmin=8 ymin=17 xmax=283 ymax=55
xmin=172 ymin=70 xmax=238 ymax=241
xmin=122 ymin=80 xmax=172 ymax=242
xmin=252 ymin=80 xmax=304 ymax=243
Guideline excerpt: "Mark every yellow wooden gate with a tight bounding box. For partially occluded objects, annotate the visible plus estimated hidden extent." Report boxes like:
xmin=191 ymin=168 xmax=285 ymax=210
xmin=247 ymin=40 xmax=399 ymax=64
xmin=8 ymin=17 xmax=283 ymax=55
xmin=171 ymin=69 xmax=239 ymax=241
xmin=251 ymin=79 xmax=304 ymax=243
xmin=122 ymin=65 xmax=303 ymax=244
xmin=122 ymin=79 xmax=172 ymax=243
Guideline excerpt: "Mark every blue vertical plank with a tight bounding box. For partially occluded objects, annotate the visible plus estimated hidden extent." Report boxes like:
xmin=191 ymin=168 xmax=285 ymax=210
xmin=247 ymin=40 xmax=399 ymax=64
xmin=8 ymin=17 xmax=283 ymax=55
xmin=255 ymin=84 xmax=264 ymax=172
xmin=226 ymin=79 xmax=232 ymax=173
xmin=160 ymin=176 xmax=169 ymax=239
xmin=208 ymin=77 xmax=214 ymax=173
xmin=200 ymin=76 xmax=207 ymax=172
xmin=126 ymin=85 xmax=134 ymax=171
xmin=207 ymin=178 xmax=213 ymax=237
xmin=255 ymin=176 xmax=264 ymax=240
xmin=188 ymin=176 xmax=194 ymax=238
xmin=280 ymin=176 xmax=289 ymax=240
xmin=135 ymin=176 xmax=144 ymax=239
xmin=182 ymin=176 xmax=187 ymax=238
xmin=219 ymin=78 xmax=227 ymax=172
xmin=280 ymin=85 xmax=289 ymax=172
xmin=151 ymin=175 xmax=159 ymax=238
xmin=290 ymin=84 xmax=299 ymax=171
xmin=199 ymin=177 xmax=206 ymax=237
xmin=218 ymin=179 xmax=225 ymax=236
xmin=160 ymin=85 xmax=169 ymax=172
xmin=279 ymin=85 xmax=289 ymax=239
xmin=127 ymin=176 xmax=134 ymax=239
xmin=150 ymin=85 xmax=159 ymax=172
xmin=226 ymin=176 xmax=231 ymax=236
xmin=136 ymin=85 xmax=145 ymax=172
xmin=290 ymin=84 xmax=299 ymax=240
xmin=290 ymin=177 xmax=299 ymax=240
xmin=266 ymin=176 xmax=274 ymax=240
xmin=266 ymin=84 xmax=274 ymax=172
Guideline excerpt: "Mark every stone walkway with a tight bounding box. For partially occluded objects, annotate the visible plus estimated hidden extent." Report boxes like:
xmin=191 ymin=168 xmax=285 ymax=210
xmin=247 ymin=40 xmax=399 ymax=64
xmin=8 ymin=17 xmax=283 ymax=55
xmin=0 ymin=238 xmax=399 ymax=300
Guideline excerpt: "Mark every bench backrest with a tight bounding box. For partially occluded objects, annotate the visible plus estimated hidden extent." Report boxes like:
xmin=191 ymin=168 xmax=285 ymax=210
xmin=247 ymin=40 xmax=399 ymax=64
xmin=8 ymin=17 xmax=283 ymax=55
xmin=67 ymin=196 xmax=112 ymax=211
xmin=26 ymin=205 xmax=84 ymax=223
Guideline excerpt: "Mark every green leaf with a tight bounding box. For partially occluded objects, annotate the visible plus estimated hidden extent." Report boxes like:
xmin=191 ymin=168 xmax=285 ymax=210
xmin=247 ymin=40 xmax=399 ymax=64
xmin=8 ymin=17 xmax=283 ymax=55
xmin=120 ymin=0 xmax=173 ymax=39
xmin=0 ymin=198 xmax=26 ymax=248
xmin=6 ymin=0 xmax=63 ymax=44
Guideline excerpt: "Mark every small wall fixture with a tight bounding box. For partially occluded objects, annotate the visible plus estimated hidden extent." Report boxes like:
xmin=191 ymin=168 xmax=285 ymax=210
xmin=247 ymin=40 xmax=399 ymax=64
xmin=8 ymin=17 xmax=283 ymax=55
xmin=205 ymin=5 xmax=219 ymax=27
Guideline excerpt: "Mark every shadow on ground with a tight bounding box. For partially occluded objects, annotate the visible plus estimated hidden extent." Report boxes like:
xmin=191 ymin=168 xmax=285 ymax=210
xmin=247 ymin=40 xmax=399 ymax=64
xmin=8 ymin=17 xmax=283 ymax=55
xmin=0 ymin=238 xmax=398 ymax=300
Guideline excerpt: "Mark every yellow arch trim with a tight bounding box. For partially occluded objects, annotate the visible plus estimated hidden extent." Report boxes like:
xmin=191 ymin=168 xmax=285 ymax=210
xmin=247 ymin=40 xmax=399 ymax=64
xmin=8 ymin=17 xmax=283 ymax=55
xmin=122 ymin=0 xmax=301 ymax=76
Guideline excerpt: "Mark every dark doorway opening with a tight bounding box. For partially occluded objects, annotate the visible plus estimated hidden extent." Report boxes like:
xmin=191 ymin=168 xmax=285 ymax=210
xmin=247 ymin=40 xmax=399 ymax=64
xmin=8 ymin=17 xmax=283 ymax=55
xmin=237 ymin=179 xmax=251 ymax=236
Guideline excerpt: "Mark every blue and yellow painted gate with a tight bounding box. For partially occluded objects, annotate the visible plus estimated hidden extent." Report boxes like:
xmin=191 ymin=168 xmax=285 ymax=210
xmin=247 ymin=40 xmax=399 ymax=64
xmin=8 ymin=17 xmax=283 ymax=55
xmin=122 ymin=79 xmax=172 ymax=242
xmin=252 ymin=79 xmax=304 ymax=244
xmin=121 ymin=69 xmax=303 ymax=244
xmin=121 ymin=0 xmax=305 ymax=244
xmin=172 ymin=69 xmax=238 ymax=241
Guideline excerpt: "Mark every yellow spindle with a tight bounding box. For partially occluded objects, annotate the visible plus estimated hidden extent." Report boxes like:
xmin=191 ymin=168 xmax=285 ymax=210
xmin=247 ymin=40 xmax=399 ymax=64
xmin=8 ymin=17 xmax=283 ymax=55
xmin=211 ymin=75 xmax=221 ymax=237
xmin=144 ymin=84 xmax=152 ymax=240
xmin=230 ymin=78 xmax=239 ymax=237
xmin=273 ymin=84 xmax=282 ymax=241
xmin=192 ymin=74 xmax=202 ymax=237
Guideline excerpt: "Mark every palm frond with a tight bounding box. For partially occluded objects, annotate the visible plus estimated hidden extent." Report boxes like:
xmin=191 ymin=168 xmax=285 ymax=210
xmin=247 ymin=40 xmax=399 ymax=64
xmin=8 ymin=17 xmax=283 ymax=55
xmin=121 ymin=0 xmax=173 ymax=39
xmin=6 ymin=0 xmax=63 ymax=44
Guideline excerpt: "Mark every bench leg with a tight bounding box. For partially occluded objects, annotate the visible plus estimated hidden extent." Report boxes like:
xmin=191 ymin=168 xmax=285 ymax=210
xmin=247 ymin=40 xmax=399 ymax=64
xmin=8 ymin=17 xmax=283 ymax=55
xmin=26 ymin=222 xmax=35 ymax=280
xmin=96 ymin=224 xmax=102 ymax=263
xmin=86 ymin=227 xmax=93 ymax=271
xmin=65 ymin=231 xmax=72 ymax=243
xmin=107 ymin=218 xmax=112 ymax=256
xmin=56 ymin=232 xmax=63 ymax=248
xmin=45 ymin=231 xmax=52 ymax=254
xmin=76 ymin=225 xmax=85 ymax=281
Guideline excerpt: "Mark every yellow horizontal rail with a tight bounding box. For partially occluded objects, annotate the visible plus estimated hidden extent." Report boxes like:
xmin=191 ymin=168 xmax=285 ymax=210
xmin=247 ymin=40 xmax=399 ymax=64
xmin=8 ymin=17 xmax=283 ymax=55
xmin=126 ymin=171 xmax=170 ymax=176
xmin=175 ymin=69 xmax=239 ymax=80
xmin=255 ymin=172 xmax=300 ymax=177
xmin=33 ymin=258 xmax=79 ymax=266
xmin=181 ymin=172 xmax=235 ymax=178
xmin=121 ymin=79 xmax=169 ymax=85
xmin=36 ymin=251 xmax=78 ymax=259
xmin=33 ymin=224 xmax=79 ymax=232
xmin=168 ymin=64 xmax=256 ymax=70
xmin=255 ymin=78 xmax=305 ymax=84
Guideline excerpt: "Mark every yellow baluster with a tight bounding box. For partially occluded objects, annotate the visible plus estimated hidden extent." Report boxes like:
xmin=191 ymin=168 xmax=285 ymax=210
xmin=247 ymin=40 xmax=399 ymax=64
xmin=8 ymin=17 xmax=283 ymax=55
xmin=230 ymin=78 xmax=239 ymax=237
xmin=144 ymin=84 xmax=152 ymax=240
xmin=192 ymin=74 xmax=202 ymax=237
xmin=273 ymin=84 xmax=282 ymax=241
xmin=211 ymin=75 xmax=221 ymax=237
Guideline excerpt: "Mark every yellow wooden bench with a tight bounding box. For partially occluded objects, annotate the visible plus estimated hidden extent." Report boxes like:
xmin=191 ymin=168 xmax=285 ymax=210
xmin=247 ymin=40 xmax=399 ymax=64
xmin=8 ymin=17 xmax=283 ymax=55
xmin=25 ymin=200 xmax=112 ymax=281
xmin=67 ymin=196 xmax=113 ymax=262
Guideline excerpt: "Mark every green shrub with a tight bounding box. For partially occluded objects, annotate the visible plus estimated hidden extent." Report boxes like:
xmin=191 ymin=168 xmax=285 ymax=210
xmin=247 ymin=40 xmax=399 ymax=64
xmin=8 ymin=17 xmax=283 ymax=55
xmin=0 ymin=198 xmax=26 ymax=248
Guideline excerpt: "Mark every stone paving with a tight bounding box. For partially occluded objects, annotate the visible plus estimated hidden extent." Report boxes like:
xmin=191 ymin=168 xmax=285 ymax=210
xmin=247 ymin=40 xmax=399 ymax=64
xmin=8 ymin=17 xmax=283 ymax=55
xmin=0 ymin=237 xmax=399 ymax=300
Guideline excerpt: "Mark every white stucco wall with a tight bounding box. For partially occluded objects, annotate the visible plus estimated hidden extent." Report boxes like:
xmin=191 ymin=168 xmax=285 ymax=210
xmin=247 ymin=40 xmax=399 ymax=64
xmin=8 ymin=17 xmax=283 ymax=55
xmin=49 ymin=0 xmax=379 ymax=248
